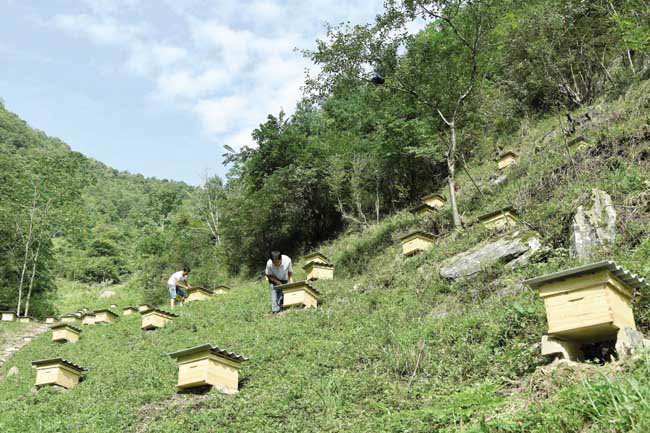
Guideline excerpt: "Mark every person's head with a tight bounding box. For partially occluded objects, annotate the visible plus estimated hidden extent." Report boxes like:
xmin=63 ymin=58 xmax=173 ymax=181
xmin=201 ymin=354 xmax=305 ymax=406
xmin=182 ymin=266 xmax=191 ymax=276
xmin=270 ymin=251 xmax=282 ymax=266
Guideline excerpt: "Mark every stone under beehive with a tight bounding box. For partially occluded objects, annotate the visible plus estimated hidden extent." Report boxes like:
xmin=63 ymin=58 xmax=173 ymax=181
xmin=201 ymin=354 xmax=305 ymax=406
xmin=123 ymin=306 xmax=138 ymax=316
xmin=32 ymin=358 xmax=87 ymax=389
xmin=409 ymin=203 xmax=437 ymax=217
xmin=477 ymin=207 xmax=519 ymax=230
xmin=51 ymin=323 xmax=81 ymax=343
xmin=303 ymin=261 xmax=334 ymax=281
xmin=45 ymin=316 xmax=58 ymax=324
xmin=213 ymin=285 xmax=231 ymax=295
xmin=496 ymin=150 xmax=518 ymax=170
xmin=421 ymin=193 xmax=447 ymax=209
xmin=94 ymin=309 xmax=118 ymax=324
xmin=141 ymin=308 xmax=178 ymax=330
xmin=81 ymin=314 xmax=96 ymax=325
xmin=399 ymin=231 xmax=435 ymax=257
xmin=1 ymin=311 xmax=16 ymax=322
xmin=138 ymin=304 xmax=152 ymax=312
xmin=18 ymin=316 xmax=34 ymax=323
xmin=61 ymin=314 xmax=77 ymax=323
xmin=303 ymin=252 xmax=330 ymax=266
xmin=186 ymin=287 xmax=214 ymax=303
xmin=167 ymin=344 xmax=248 ymax=394
xmin=524 ymin=261 xmax=647 ymax=343
xmin=277 ymin=281 xmax=321 ymax=309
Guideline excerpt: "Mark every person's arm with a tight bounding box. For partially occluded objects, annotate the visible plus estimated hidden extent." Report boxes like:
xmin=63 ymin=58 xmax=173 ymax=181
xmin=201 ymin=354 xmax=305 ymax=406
xmin=288 ymin=271 xmax=294 ymax=283
xmin=287 ymin=258 xmax=294 ymax=283
xmin=265 ymin=273 xmax=284 ymax=285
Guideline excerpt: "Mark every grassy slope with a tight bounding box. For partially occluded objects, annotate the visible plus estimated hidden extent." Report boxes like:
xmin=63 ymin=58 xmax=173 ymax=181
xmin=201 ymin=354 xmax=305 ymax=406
xmin=0 ymin=84 xmax=650 ymax=432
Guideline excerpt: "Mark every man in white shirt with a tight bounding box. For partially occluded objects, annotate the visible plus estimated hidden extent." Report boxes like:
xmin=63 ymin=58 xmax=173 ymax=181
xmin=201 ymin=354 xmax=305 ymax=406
xmin=167 ymin=266 xmax=191 ymax=308
xmin=265 ymin=251 xmax=293 ymax=314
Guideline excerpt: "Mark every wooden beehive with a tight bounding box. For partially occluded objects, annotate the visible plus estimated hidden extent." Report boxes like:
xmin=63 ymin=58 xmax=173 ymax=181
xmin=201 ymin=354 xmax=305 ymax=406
xmin=477 ymin=207 xmax=519 ymax=231
xmin=277 ymin=281 xmax=321 ymax=309
xmin=51 ymin=323 xmax=81 ymax=343
xmin=303 ymin=262 xmax=334 ymax=281
xmin=213 ymin=285 xmax=231 ymax=295
xmin=409 ymin=203 xmax=437 ymax=217
xmin=1 ymin=311 xmax=16 ymax=322
xmin=81 ymin=314 xmax=96 ymax=326
xmin=421 ymin=193 xmax=447 ymax=209
xmin=496 ymin=150 xmax=518 ymax=170
xmin=524 ymin=261 xmax=647 ymax=343
xmin=399 ymin=231 xmax=435 ymax=257
xmin=168 ymin=344 xmax=248 ymax=394
xmin=94 ymin=309 xmax=118 ymax=324
xmin=18 ymin=316 xmax=34 ymax=323
xmin=45 ymin=316 xmax=58 ymax=324
xmin=137 ymin=304 xmax=152 ymax=312
xmin=32 ymin=358 xmax=87 ymax=389
xmin=123 ymin=306 xmax=138 ymax=316
xmin=140 ymin=308 xmax=178 ymax=330
xmin=303 ymin=252 xmax=330 ymax=266
xmin=186 ymin=287 xmax=214 ymax=303
xmin=61 ymin=314 xmax=77 ymax=323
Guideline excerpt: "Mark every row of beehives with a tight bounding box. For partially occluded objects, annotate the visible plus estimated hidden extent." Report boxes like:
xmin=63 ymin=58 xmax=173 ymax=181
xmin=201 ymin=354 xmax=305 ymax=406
xmin=28 ymin=277 xmax=324 ymax=392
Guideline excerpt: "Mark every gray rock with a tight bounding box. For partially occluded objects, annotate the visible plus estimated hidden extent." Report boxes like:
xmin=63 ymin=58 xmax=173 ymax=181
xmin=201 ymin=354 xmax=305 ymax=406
xmin=440 ymin=230 xmax=543 ymax=279
xmin=7 ymin=366 xmax=19 ymax=377
xmin=570 ymin=189 xmax=617 ymax=261
xmin=616 ymin=327 xmax=644 ymax=359
xmin=100 ymin=290 xmax=116 ymax=299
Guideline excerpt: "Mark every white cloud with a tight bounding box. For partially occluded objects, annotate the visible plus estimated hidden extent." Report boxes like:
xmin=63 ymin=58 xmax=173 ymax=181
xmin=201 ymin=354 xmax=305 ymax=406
xmin=126 ymin=42 xmax=188 ymax=75
xmin=224 ymin=129 xmax=257 ymax=151
xmin=51 ymin=13 xmax=144 ymax=45
xmin=193 ymin=96 xmax=252 ymax=136
xmin=156 ymin=68 xmax=229 ymax=101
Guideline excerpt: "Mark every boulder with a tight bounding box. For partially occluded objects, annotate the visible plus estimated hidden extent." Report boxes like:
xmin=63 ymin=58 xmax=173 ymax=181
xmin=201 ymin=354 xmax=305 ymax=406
xmin=570 ymin=189 xmax=617 ymax=261
xmin=440 ymin=230 xmax=543 ymax=279
xmin=99 ymin=290 xmax=116 ymax=299
xmin=7 ymin=366 xmax=19 ymax=377
xmin=541 ymin=335 xmax=584 ymax=361
xmin=615 ymin=327 xmax=644 ymax=359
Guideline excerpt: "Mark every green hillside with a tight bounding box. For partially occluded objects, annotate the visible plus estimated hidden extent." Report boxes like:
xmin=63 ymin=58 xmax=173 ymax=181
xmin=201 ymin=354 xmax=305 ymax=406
xmin=1 ymin=80 xmax=649 ymax=432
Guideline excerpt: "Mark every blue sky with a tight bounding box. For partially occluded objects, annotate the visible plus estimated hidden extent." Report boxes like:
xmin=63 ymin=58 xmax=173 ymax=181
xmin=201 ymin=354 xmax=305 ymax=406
xmin=0 ymin=0 xmax=384 ymax=185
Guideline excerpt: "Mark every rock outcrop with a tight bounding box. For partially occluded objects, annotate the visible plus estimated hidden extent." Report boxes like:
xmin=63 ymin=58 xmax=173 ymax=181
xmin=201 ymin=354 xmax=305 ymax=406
xmin=440 ymin=230 xmax=543 ymax=279
xmin=570 ymin=189 xmax=617 ymax=261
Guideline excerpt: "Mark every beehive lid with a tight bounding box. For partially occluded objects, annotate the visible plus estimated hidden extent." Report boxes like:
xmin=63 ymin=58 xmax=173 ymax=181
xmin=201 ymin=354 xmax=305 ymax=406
xmin=123 ymin=306 xmax=138 ymax=311
xmin=409 ymin=203 xmax=437 ymax=215
xmin=50 ymin=323 xmax=82 ymax=333
xmin=398 ymin=230 xmax=436 ymax=242
xmin=188 ymin=286 xmax=214 ymax=295
xmin=421 ymin=193 xmax=446 ymax=202
xmin=46 ymin=315 xmax=58 ymax=319
xmin=93 ymin=309 xmax=118 ymax=318
xmin=18 ymin=316 xmax=35 ymax=320
xmin=213 ymin=284 xmax=232 ymax=291
xmin=523 ymin=260 xmax=649 ymax=291
xmin=140 ymin=307 xmax=179 ymax=318
xmin=167 ymin=343 xmax=248 ymax=363
xmin=61 ymin=314 xmax=77 ymax=319
xmin=496 ymin=150 xmax=518 ymax=160
xmin=302 ymin=261 xmax=335 ymax=272
xmin=31 ymin=358 xmax=87 ymax=372
xmin=477 ymin=206 xmax=519 ymax=222
xmin=276 ymin=280 xmax=322 ymax=295
xmin=304 ymin=252 xmax=329 ymax=263
xmin=1 ymin=311 xmax=16 ymax=315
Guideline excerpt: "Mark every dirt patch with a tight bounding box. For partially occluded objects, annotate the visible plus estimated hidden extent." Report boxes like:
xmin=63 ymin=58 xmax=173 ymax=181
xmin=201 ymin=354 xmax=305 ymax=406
xmin=135 ymin=390 xmax=221 ymax=433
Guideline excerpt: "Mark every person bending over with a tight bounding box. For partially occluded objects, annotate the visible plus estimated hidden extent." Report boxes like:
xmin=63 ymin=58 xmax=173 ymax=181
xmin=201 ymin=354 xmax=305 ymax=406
xmin=265 ymin=251 xmax=293 ymax=314
xmin=168 ymin=266 xmax=191 ymax=308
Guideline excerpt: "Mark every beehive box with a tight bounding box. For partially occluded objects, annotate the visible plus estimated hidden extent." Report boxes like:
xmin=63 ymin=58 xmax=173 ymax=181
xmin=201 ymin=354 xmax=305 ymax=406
xmin=141 ymin=308 xmax=178 ymax=330
xmin=51 ymin=323 xmax=81 ymax=343
xmin=303 ymin=252 xmax=330 ymax=266
xmin=303 ymin=262 xmax=334 ymax=281
xmin=1 ymin=311 xmax=16 ymax=322
xmin=137 ymin=304 xmax=152 ymax=312
xmin=32 ymin=358 xmax=87 ymax=389
xmin=168 ymin=344 xmax=248 ymax=394
xmin=277 ymin=281 xmax=321 ymax=309
xmin=45 ymin=316 xmax=58 ymax=324
xmin=61 ymin=314 xmax=77 ymax=323
xmin=421 ymin=193 xmax=447 ymax=209
xmin=94 ymin=309 xmax=118 ymax=324
xmin=123 ymin=306 xmax=138 ymax=316
xmin=496 ymin=150 xmax=518 ymax=170
xmin=186 ymin=287 xmax=214 ymax=303
xmin=524 ymin=261 xmax=647 ymax=343
xmin=81 ymin=314 xmax=96 ymax=325
xmin=477 ymin=207 xmax=519 ymax=230
xmin=409 ymin=203 xmax=437 ymax=217
xmin=213 ymin=285 xmax=231 ymax=295
xmin=17 ymin=316 xmax=34 ymax=323
xmin=399 ymin=231 xmax=435 ymax=257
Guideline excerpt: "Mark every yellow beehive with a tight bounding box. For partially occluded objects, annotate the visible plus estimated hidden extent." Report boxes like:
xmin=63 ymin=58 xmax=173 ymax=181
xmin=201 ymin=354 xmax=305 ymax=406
xmin=45 ymin=316 xmax=58 ymax=324
xmin=141 ymin=308 xmax=178 ymax=330
xmin=277 ymin=281 xmax=320 ymax=309
xmin=303 ymin=262 xmax=334 ymax=281
xmin=51 ymin=323 xmax=81 ymax=343
xmin=477 ymin=207 xmax=519 ymax=230
xmin=17 ymin=316 xmax=34 ymax=323
xmin=213 ymin=285 xmax=231 ymax=295
xmin=32 ymin=358 xmax=87 ymax=389
xmin=399 ymin=231 xmax=435 ymax=257
xmin=497 ymin=151 xmax=518 ymax=170
xmin=168 ymin=344 xmax=248 ymax=394
xmin=409 ymin=203 xmax=437 ymax=217
xmin=1 ymin=311 xmax=16 ymax=322
xmin=61 ymin=314 xmax=78 ymax=324
xmin=421 ymin=193 xmax=447 ymax=209
xmin=123 ymin=306 xmax=138 ymax=316
xmin=303 ymin=252 xmax=330 ymax=266
xmin=138 ymin=304 xmax=152 ymax=312
xmin=524 ymin=261 xmax=647 ymax=343
xmin=81 ymin=314 xmax=96 ymax=325
xmin=186 ymin=287 xmax=214 ymax=303
xmin=94 ymin=309 xmax=118 ymax=324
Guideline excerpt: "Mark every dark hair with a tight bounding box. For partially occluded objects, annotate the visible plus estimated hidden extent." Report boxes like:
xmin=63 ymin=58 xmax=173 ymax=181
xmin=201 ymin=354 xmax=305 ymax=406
xmin=270 ymin=251 xmax=282 ymax=261
xmin=183 ymin=266 xmax=191 ymax=273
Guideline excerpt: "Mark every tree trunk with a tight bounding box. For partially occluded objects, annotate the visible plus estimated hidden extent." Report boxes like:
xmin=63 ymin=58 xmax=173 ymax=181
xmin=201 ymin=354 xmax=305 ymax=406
xmin=24 ymin=242 xmax=41 ymax=317
xmin=16 ymin=195 xmax=37 ymax=316
xmin=448 ymin=122 xmax=462 ymax=228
